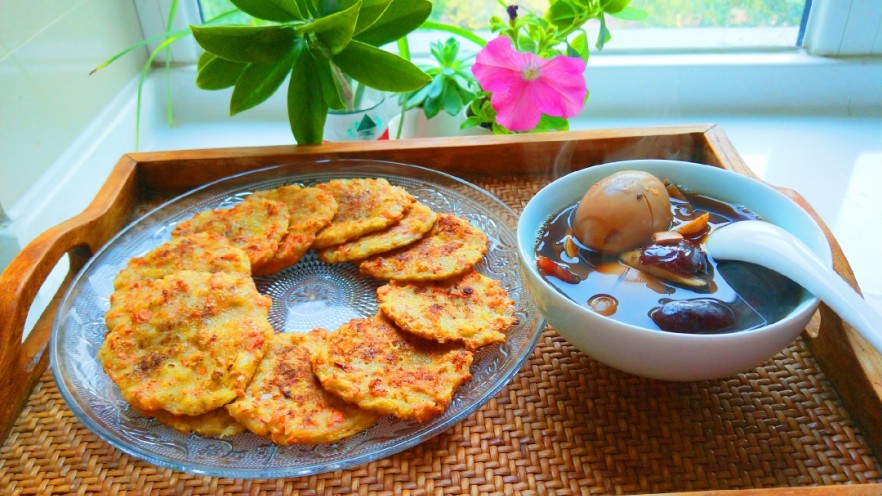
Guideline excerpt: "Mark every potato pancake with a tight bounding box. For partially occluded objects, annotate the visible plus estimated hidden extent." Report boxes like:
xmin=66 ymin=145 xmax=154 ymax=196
xmin=135 ymin=407 xmax=245 ymax=438
xmin=358 ymin=214 xmax=488 ymax=281
xmin=318 ymin=201 xmax=437 ymax=264
xmin=249 ymin=184 xmax=302 ymax=201
xmin=312 ymin=178 xmax=412 ymax=249
xmin=310 ymin=314 xmax=473 ymax=422
xmin=98 ymin=270 xmax=274 ymax=416
xmin=113 ymin=232 xmax=251 ymax=292
xmin=226 ymin=330 xmax=379 ymax=445
xmin=249 ymin=185 xmax=339 ymax=275
xmin=172 ymin=197 xmax=289 ymax=273
xmin=377 ymin=270 xmax=515 ymax=350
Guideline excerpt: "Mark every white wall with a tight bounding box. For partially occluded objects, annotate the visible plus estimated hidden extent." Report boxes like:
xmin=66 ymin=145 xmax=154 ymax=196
xmin=0 ymin=0 xmax=147 ymax=211
xmin=0 ymin=0 xmax=149 ymax=340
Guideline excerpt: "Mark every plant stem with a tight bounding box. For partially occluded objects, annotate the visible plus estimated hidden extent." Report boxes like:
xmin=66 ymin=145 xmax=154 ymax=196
xmin=135 ymin=32 xmax=188 ymax=149
xmin=397 ymin=37 xmax=411 ymax=61
xmin=419 ymin=21 xmax=487 ymax=48
xmin=164 ymin=0 xmax=179 ymax=127
xmin=395 ymin=101 xmax=406 ymax=139
xmin=394 ymin=36 xmax=411 ymax=139
xmin=330 ymin=63 xmax=355 ymax=110
xmin=352 ymin=83 xmax=365 ymax=110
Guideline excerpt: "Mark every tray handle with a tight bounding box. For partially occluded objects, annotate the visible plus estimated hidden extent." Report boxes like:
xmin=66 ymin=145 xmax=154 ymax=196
xmin=776 ymin=186 xmax=882 ymax=457
xmin=0 ymin=156 xmax=139 ymax=442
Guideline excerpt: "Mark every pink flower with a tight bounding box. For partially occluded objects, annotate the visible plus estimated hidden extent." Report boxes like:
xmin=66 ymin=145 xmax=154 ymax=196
xmin=472 ymin=37 xmax=587 ymax=132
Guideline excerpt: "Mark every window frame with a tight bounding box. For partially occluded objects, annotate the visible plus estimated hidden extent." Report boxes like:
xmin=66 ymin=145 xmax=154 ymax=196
xmin=134 ymin=0 xmax=882 ymax=116
xmin=803 ymin=0 xmax=882 ymax=56
xmin=139 ymin=0 xmax=882 ymax=59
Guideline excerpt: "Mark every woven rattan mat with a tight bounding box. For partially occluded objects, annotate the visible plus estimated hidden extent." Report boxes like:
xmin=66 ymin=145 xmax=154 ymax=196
xmin=2 ymin=175 xmax=881 ymax=495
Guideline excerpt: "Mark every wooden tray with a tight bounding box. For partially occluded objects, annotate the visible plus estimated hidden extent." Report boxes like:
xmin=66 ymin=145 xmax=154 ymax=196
xmin=2 ymin=125 xmax=881 ymax=495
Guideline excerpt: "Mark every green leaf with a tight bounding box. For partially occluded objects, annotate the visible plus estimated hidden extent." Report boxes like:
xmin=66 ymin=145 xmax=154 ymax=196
xmin=419 ymin=20 xmax=486 ymax=48
xmin=90 ymin=27 xmax=190 ymax=75
xmin=230 ymin=48 xmax=300 ymax=114
xmin=595 ymin=13 xmax=611 ymax=51
xmin=602 ymin=0 xmax=631 ymax=14
xmin=404 ymin=83 xmax=431 ymax=109
xmin=449 ymin=73 xmax=474 ymax=92
xmin=135 ymin=34 xmax=185 ymax=149
xmin=355 ymin=0 xmax=392 ymax=34
xmin=441 ymin=83 xmax=462 ymax=116
xmin=567 ymin=31 xmax=589 ymax=62
xmin=332 ymin=40 xmax=429 ymax=91
xmin=275 ymin=0 xmax=306 ymax=19
xmin=197 ymin=51 xmax=213 ymax=72
xmin=316 ymin=57 xmax=346 ymax=109
xmin=197 ymin=53 xmax=247 ymax=90
xmin=300 ymin=0 xmax=361 ymax=54
xmin=396 ymin=36 xmax=411 ymax=60
xmin=460 ymin=116 xmax=482 ymax=129
xmin=317 ymin=0 xmax=355 ymax=16
xmin=423 ymin=90 xmax=441 ymax=118
xmin=230 ymin=0 xmax=301 ymax=21
xmin=609 ymin=6 xmax=647 ymax=21
xmin=532 ymin=114 xmax=569 ymax=133
xmin=517 ymin=34 xmax=536 ymax=53
xmin=545 ymin=0 xmax=578 ymax=29
xmin=191 ymin=25 xmax=297 ymax=63
xmin=288 ymin=40 xmax=328 ymax=144
xmin=354 ymin=0 xmax=430 ymax=46
xmin=426 ymin=74 xmax=444 ymax=99
xmin=455 ymin=84 xmax=477 ymax=104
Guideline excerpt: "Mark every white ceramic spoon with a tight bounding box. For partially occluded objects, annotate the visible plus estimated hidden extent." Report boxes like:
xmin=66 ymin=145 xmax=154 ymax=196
xmin=706 ymin=220 xmax=882 ymax=353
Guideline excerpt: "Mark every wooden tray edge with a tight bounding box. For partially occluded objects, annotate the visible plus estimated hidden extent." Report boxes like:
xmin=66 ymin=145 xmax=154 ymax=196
xmin=2 ymin=125 xmax=879 ymax=471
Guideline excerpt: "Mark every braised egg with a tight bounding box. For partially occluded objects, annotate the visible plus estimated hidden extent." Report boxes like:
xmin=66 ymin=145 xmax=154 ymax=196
xmin=573 ymin=170 xmax=672 ymax=253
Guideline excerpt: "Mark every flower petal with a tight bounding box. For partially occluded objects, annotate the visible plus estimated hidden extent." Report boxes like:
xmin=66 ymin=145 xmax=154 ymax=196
xmin=490 ymin=81 xmax=544 ymax=131
xmin=472 ymin=38 xmax=535 ymax=94
xmin=535 ymin=56 xmax=587 ymax=118
xmin=472 ymin=36 xmax=588 ymax=132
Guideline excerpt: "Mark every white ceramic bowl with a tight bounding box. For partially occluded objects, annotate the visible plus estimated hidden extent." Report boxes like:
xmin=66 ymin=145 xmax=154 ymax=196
xmin=517 ymin=159 xmax=832 ymax=381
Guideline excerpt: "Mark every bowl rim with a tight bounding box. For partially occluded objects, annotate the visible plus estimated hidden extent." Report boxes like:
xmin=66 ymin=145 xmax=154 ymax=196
xmin=516 ymin=158 xmax=831 ymax=342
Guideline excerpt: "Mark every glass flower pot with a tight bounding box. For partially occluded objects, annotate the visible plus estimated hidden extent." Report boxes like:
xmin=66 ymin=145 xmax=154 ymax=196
xmin=323 ymin=88 xmax=394 ymax=141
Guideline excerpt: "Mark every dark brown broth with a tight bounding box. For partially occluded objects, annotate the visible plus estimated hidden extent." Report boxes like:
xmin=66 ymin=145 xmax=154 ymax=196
xmin=535 ymin=192 xmax=805 ymax=333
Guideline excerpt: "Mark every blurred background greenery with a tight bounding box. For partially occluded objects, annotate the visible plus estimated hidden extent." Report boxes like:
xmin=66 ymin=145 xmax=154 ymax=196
xmin=198 ymin=0 xmax=805 ymax=31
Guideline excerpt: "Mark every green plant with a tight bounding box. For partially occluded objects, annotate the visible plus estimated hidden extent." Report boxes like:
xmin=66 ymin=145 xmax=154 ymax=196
xmin=91 ymin=0 xmax=246 ymax=148
xmin=441 ymin=0 xmax=644 ymax=134
xmin=92 ymin=0 xmax=432 ymax=146
xmin=192 ymin=0 xmax=432 ymax=144
xmin=402 ymin=37 xmax=478 ymax=119
xmin=492 ymin=0 xmax=645 ymax=59
xmin=462 ymin=91 xmax=569 ymax=134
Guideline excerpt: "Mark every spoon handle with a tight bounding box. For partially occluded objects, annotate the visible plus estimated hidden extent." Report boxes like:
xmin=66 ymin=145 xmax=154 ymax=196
xmin=708 ymin=221 xmax=882 ymax=352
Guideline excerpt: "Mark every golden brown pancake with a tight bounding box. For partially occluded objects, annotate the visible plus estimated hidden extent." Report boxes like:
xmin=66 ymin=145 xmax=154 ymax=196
xmin=309 ymin=314 xmax=473 ymax=422
xmin=249 ymin=185 xmax=339 ymax=275
xmin=172 ymin=197 xmax=289 ymax=274
xmin=99 ymin=270 xmax=274 ymax=416
xmin=135 ymin=406 xmax=245 ymax=438
xmin=312 ymin=178 xmax=412 ymax=249
xmin=113 ymin=232 xmax=251 ymax=292
xmin=317 ymin=201 xmax=437 ymax=264
xmin=359 ymin=214 xmax=488 ymax=281
xmin=226 ymin=330 xmax=379 ymax=444
xmin=377 ymin=270 xmax=515 ymax=350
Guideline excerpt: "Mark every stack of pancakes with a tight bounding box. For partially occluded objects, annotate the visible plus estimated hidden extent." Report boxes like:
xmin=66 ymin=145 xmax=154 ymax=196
xmin=99 ymin=178 xmax=516 ymax=445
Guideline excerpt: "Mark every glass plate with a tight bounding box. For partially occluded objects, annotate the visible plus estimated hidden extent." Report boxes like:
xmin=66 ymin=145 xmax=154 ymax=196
xmin=50 ymin=159 xmax=543 ymax=478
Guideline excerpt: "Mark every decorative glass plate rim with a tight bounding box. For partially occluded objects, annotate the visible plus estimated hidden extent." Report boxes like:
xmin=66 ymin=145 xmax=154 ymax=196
xmin=49 ymin=158 xmax=544 ymax=479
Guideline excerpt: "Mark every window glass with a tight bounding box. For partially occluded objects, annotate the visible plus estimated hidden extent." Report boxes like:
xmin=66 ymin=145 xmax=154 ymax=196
xmin=429 ymin=0 xmax=809 ymax=51
xmin=197 ymin=0 xmax=809 ymax=51
xmin=199 ymin=0 xmax=252 ymax=23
